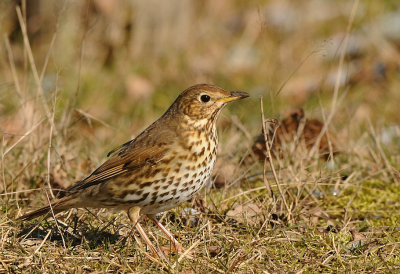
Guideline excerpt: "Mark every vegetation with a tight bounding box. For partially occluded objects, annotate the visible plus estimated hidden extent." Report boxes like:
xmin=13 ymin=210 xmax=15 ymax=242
xmin=1 ymin=0 xmax=399 ymax=272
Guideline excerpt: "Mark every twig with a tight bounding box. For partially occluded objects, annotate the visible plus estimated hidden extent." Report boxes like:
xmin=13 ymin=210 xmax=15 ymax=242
xmin=263 ymin=158 xmax=274 ymax=198
xmin=260 ymin=97 xmax=291 ymax=223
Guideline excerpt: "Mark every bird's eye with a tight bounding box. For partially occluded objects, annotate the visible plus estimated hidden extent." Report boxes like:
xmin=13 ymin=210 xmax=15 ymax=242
xmin=200 ymin=94 xmax=210 ymax=103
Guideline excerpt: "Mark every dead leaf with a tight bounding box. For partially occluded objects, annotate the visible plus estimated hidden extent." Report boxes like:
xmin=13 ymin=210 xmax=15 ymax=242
xmin=226 ymin=203 xmax=261 ymax=224
xmin=347 ymin=228 xmax=369 ymax=249
xmin=207 ymin=245 xmax=221 ymax=257
xmin=284 ymin=231 xmax=302 ymax=241
xmin=252 ymin=108 xmax=338 ymax=161
xmin=350 ymin=228 xmax=367 ymax=242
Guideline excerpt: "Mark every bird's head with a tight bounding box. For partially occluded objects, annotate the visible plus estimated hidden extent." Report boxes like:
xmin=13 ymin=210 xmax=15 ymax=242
xmin=172 ymin=84 xmax=249 ymax=125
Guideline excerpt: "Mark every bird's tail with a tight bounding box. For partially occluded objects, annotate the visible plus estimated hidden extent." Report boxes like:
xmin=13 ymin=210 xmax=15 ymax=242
xmin=17 ymin=196 xmax=78 ymax=221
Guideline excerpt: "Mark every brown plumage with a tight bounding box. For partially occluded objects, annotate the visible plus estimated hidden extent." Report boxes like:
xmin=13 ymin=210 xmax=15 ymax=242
xmin=19 ymin=84 xmax=249 ymax=257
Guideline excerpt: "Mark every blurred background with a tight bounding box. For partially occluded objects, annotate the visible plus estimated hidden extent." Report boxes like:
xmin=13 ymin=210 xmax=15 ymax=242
xmin=1 ymin=0 xmax=399 ymax=130
xmin=1 ymin=0 xmax=399 ymax=193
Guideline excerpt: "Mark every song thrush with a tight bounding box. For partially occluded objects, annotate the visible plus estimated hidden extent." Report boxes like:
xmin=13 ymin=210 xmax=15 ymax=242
xmin=18 ymin=84 xmax=249 ymax=257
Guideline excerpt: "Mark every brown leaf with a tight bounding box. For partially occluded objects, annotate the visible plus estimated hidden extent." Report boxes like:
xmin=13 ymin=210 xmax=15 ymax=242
xmin=226 ymin=203 xmax=261 ymax=224
xmin=207 ymin=245 xmax=221 ymax=257
xmin=252 ymin=108 xmax=338 ymax=161
xmin=347 ymin=229 xmax=369 ymax=249
xmin=350 ymin=228 xmax=367 ymax=242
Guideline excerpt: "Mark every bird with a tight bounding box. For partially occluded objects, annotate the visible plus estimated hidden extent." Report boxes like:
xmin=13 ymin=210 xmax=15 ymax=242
xmin=18 ymin=84 xmax=249 ymax=258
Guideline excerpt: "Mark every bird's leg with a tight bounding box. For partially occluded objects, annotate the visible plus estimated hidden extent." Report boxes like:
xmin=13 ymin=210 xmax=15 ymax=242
xmin=147 ymin=214 xmax=184 ymax=253
xmin=127 ymin=207 xmax=164 ymax=259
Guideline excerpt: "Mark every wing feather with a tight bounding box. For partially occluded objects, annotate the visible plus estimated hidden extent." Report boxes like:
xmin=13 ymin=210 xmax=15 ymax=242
xmin=67 ymin=123 xmax=176 ymax=193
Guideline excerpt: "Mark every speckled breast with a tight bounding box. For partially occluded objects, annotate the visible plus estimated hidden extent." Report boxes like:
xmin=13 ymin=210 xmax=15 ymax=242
xmin=120 ymin=127 xmax=218 ymax=215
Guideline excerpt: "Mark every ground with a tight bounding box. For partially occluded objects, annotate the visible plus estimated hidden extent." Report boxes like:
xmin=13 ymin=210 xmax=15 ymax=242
xmin=1 ymin=0 xmax=400 ymax=272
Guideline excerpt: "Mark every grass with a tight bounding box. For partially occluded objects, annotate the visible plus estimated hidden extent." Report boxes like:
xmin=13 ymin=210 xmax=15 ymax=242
xmin=1 ymin=0 xmax=400 ymax=272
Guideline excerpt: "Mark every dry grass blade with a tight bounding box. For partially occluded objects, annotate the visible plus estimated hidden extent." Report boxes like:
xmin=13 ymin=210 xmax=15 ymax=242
xmin=367 ymin=119 xmax=399 ymax=184
xmin=308 ymin=0 xmax=360 ymax=159
xmin=45 ymin=191 xmax=66 ymax=248
xmin=15 ymin=7 xmax=56 ymax=132
xmin=177 ymin=239 xmax=199 ymax=263
xmin=1 ymin=137 xmax=6 ymax=195
xmin=33 ymin=229 xmax=51 ymax=254
xmin=4 ymin=36 xmax=23 ymax=99
xmin=225 ymin=250 xmax=247 ymax=274
xmin=260 ymin=97 xmax=291 ymax=223
xmin=75 ymin=109 xmax=115 ymax=129
xmin=3 ymin=118 xmax=45 ymax=156
xmin=46 ymin=84 xmax=58 ymax=199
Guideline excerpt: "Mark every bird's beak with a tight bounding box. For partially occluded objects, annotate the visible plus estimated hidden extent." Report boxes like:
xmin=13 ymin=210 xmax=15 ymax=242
xmin=216 ymin=91 xmax=249 ymax=103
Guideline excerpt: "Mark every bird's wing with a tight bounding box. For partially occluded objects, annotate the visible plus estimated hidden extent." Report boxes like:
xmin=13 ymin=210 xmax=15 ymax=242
xmin=67 ymin=124 xmax=176 ymax=192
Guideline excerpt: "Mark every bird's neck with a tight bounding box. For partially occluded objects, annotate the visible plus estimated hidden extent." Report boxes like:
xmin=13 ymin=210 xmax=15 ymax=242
xmin=181 ymin=115 xmax=217 ymax=137
xmin=176 ymin=114 xmax=218 ymax=157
